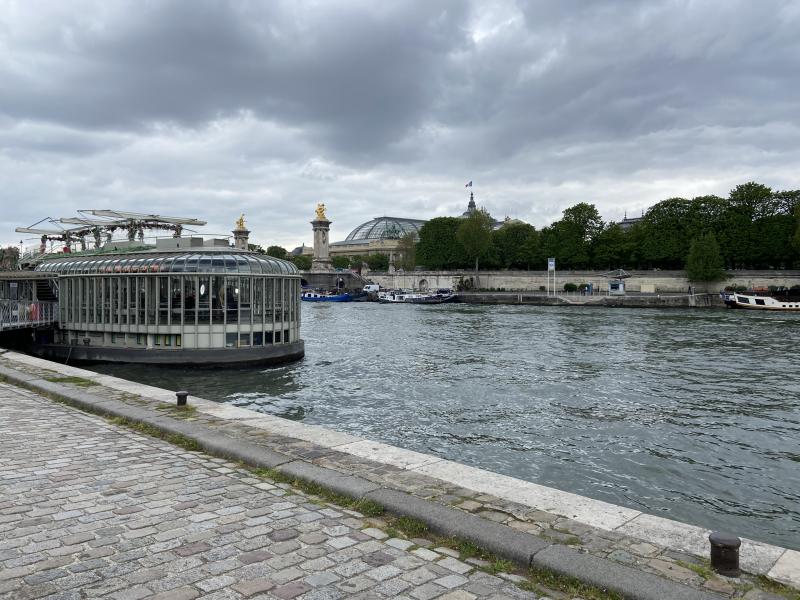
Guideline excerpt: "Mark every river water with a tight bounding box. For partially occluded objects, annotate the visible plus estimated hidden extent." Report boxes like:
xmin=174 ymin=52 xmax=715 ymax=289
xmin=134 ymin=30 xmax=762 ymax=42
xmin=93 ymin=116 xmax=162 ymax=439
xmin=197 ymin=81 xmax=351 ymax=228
xmin=92 ymin=303 xmax=800 ymax=550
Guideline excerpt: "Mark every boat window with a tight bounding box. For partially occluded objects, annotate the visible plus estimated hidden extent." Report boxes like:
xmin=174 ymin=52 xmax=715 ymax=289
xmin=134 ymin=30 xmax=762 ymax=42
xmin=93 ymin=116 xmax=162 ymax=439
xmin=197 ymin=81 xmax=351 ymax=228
xmin=198 ymin=257 xmax=212 ymax=272
xmin=224 ymin=256 xmax=237 ymax=272
xmin=737 ymin=297 xmax=749 ymax=304
xmin=183 ymin=254 xmax=199 ymax=272
xmin=171 ymin=255 xmax=186 ymax=272
xmin=211 ymin=256 xmax=225 ymax=272
xmin=755 ymin=299 xmax=765 ymax=306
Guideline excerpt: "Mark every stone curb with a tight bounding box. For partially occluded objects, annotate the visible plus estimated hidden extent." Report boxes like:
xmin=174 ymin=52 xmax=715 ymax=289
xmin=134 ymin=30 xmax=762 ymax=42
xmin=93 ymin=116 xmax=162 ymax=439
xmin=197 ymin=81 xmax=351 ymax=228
xmin=0 ymin=364 xmax=723 ymax=600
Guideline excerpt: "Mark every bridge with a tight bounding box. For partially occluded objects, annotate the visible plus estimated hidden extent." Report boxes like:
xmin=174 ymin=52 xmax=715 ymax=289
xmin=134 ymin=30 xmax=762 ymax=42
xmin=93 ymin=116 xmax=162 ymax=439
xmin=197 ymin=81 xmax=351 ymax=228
xmin=0 ymin=272 xmax=59 ymax=332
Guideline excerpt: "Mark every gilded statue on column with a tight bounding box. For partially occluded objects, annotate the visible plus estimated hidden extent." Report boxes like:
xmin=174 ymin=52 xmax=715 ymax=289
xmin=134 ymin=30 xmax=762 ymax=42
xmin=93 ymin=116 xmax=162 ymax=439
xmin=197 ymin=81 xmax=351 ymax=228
xmin=315 ymin=203 xmax=327 ymax=220
xmin=235 ymin=214 xmax=246 ymax=229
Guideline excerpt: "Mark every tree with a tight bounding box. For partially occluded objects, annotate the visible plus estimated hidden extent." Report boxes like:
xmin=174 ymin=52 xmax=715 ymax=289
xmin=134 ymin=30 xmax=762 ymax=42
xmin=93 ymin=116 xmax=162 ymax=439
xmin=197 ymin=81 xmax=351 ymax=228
xmin=593 ymin=223 xmax=628 ymax=269
xmin=0 ymin=246 xmax=19 ymax=270
xmin=491 ymin=222 xmax=537 ymax=269
xmin=686 ymin=233 xmax=726 ymax=290
xmin=456 ymin=209 xmax=493 ymax=273
xmin=544 ymin=203 xmax=604 ymax=269
xmin=416 ymin=217 xmax=468 ymax=269
xmin=248 ymin=244 xmax=266 ymax=254
xmin=331 ymin=255 xmax=350 ymax=270
xmin=265 ymin=245 xmax=288 ymax=260
xmin=364 ymin=253 xmax=389 ymax=271
xmin=292 ymin=255 xmax=311 ymax=270
xmin=397 ymin=233 xmax=416 ymax=271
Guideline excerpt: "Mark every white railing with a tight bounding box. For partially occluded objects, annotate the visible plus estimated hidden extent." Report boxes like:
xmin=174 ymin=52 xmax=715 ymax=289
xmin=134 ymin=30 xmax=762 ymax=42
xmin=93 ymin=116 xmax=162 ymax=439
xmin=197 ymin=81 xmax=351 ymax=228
xmin=0 ymin=300 xmax=58 ymax=331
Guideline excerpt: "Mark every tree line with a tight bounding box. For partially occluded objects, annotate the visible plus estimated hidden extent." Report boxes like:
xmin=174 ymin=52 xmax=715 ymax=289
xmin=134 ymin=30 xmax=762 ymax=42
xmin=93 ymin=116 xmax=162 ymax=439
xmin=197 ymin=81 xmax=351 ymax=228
xmin=416 ymin=182 xmax=800 ymax=272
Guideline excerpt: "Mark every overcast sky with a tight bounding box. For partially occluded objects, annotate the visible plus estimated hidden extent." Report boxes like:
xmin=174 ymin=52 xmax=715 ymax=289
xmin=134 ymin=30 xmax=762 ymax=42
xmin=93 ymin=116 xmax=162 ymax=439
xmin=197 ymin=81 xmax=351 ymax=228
xmin=2 ymin=0 xmax=798 ymax=250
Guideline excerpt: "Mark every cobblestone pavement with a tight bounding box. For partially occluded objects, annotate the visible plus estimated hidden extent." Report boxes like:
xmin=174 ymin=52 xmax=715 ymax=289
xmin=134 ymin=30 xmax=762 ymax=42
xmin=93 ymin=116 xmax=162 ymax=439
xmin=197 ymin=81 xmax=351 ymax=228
xmin=0 ymin=383 xmax=543 ymax=600
xmin=2 ymin=354 xmax=793 ymax=599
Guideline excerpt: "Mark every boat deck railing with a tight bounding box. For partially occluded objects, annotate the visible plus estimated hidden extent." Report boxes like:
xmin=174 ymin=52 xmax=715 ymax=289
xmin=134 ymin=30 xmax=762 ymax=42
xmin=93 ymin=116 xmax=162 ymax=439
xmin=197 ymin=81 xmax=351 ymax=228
xmin=0 ymin=300 xmax=58 ymax=332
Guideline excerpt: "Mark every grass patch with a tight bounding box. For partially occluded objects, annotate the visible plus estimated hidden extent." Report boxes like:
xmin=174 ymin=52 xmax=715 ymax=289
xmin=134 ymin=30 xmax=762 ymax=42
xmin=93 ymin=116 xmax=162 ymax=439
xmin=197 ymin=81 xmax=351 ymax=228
xmin=487 ymin=558 xmax=514 ymax=574
xmin=108 ymin=416 xmax=201 ymax=451
xmin=251 ymin=468 xmax=385 ymax=518
xmin=156 ymin=402 xmax=198 ymax=417
xmin=393 ymin=515 xmax=429 ymax=537
xmin=44 ymin=375 xmax=99 ymax=387
xmin=522 ymin=565 xmax=623 ymax=600
xmin=755 ymin=575 xmax=800 ymax=600
xmin=676 ymin=559 xmax=713 ymax=581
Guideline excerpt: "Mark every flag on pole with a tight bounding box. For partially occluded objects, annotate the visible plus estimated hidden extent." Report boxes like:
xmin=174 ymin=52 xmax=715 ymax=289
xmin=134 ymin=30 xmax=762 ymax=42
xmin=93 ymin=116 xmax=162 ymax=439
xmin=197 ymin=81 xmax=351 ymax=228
xmin=465 ymin=181 xmax=472 ymax=188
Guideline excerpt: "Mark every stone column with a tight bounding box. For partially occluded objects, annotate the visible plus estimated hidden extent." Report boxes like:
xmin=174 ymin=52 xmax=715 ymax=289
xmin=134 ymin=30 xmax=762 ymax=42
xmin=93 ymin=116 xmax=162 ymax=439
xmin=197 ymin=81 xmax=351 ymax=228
xmin=311 ymin=204 xmax=332 ymax=271
xmin=233 ymin=214 xmax=250 ymax=250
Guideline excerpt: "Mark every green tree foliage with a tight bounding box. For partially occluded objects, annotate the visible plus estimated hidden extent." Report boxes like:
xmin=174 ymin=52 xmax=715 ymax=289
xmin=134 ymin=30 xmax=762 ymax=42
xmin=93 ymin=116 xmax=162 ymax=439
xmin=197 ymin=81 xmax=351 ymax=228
xmin=397 ymin=233 xmax=416 ymax=271
xmin=541 ymin=203 xmax=604 ymax=269
xmin=0 ymin=246 xmax=19 ymax=270
xmin=265 ymin=245 xmax=288 ymax=260
xmin=686 ymin=233 xmax=726 ymax=288
xmin=491 ymin=222 xmax=538 ymax=269
xmin=416 ymin=217 xmax=468 ymax=269
xmin=592 ymin=223 xmax=628 ymax=269
xmin=364 ymin=253 xmax=389 ymax=271
xmin=331 ymin=255 xmax=350 ymax=270
xmin=291 ymin=255 xmax=311 ymax=270
xmin=457 ymin=209 xmax=494 ymax=272
xmin=248 ymin=243 xmax=266 ymax=254
xmin=414 ymin=181 xmax=800 ymax=272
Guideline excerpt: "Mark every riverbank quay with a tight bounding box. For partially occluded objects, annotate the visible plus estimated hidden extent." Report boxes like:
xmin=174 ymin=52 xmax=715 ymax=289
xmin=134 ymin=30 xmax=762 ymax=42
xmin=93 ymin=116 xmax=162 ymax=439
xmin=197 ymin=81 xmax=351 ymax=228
xmin=368 ymin=270 xmax=800 ymax=296
xmin=455 ymin=292 xmax=724 ymax=309
xmin=0 ymin=352 xmax=797 ymax=599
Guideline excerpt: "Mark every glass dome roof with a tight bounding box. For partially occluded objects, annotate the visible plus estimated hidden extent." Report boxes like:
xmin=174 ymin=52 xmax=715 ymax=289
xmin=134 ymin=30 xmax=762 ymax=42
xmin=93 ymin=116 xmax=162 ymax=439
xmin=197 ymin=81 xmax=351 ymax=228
xmin=35 ymin=251 xmax=298 ymax=275
xmin=344 ymin=217 xmax=427 ymax=241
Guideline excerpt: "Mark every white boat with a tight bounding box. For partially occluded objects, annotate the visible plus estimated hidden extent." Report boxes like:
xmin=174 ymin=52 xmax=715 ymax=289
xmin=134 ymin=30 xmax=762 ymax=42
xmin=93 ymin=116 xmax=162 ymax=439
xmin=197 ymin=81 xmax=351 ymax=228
xmin=720 ymin=291 xmax=800 ymax=311
xmin=377 ymin=289 xmax=456 ymax=304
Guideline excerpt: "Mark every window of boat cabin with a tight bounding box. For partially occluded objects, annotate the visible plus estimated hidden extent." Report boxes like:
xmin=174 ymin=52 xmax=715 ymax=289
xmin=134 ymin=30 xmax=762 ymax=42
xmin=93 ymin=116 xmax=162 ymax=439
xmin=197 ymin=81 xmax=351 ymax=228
xmin=737 ymin=296 xmax=749 ymax=303
xmin=755 ymin=299 xmax=765 ymax=306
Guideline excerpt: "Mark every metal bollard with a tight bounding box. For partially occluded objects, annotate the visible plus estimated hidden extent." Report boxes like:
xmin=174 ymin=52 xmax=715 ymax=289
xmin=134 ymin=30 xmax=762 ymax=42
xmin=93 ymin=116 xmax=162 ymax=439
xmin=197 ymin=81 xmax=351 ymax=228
xmin=709 ymin=532 xmax=741 ymax=577
xmin=176 ymin=390 xmax=189 ymax=407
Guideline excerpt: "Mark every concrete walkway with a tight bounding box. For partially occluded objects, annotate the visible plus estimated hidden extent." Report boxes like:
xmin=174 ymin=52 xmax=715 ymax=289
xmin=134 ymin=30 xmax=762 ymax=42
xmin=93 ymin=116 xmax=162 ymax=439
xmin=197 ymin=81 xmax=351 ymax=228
xmin=0 ymin=383 xmax=537 ymax=600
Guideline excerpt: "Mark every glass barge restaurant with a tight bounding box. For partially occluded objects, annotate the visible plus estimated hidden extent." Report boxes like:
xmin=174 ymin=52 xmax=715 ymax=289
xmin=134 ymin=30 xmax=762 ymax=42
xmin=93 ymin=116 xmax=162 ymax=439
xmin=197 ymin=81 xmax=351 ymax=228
xmin=30 ymin=242 xmax=303 ymax=365
xmin=4 ymin=212 xmax=304 ymax=366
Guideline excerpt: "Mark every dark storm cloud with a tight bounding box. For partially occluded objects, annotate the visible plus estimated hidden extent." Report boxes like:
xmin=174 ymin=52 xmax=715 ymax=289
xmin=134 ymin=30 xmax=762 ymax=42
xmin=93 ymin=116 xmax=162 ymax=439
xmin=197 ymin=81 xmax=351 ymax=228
xmin=1 ymin=0 xmax=799 ymax=247
xmin=1 ymin=1 xmax=471 ymax=159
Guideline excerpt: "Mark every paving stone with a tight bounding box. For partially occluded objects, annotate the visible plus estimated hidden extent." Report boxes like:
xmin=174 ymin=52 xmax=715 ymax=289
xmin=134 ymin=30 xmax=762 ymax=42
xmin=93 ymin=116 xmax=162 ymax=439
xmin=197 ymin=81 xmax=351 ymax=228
xmin=272 ymin=580 xmax=312 ymax=599
xmin=239 ymin=549 xmax=273 ymax=564
xmin=231 ymin=577 xmax=275 ymax=597
xmin=434 ymin=574 xmax=470 ymax=589
xmin=387 ymin=537 xmax=416 ymax=550
xmin=437 ymin=557 xmax=473 ymax=574
xmin=304 ymin=571 xmax=340 ymax=586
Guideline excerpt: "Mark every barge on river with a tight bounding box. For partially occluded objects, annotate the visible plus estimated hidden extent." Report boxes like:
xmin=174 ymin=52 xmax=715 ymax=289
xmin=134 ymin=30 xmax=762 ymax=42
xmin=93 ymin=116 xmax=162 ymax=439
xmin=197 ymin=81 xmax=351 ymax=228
xmin=0 ymin=212 xmax=304 ymax=366
xmin=720 ymin=290 xmax=800 ymax=311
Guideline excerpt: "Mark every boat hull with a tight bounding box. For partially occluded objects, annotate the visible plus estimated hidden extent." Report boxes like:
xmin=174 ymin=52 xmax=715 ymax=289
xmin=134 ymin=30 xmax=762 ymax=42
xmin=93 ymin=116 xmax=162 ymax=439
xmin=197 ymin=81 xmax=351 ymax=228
xmin=301 ymin=293 xmax=351 ymax=302
xmin=720 ymin=292 xmax=800 ymax=311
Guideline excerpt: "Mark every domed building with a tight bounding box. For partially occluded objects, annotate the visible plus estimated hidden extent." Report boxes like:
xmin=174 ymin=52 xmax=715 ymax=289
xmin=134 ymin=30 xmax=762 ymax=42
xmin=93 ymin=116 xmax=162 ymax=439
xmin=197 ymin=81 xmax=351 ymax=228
xmin=329 ymin=216 xmax=427 ymax=270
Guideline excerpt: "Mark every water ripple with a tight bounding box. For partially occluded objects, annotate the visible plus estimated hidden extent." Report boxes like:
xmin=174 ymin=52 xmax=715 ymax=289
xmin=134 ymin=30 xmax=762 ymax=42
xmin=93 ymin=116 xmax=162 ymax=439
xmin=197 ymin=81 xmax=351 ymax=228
xmin=91 ymin=303 xmax=800 ymax=550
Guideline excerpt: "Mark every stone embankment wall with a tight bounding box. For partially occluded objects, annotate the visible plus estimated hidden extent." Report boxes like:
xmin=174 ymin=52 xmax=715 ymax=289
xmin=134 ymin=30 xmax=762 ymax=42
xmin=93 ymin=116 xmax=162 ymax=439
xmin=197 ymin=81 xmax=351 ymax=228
xmin=458 ymin=292 xmax=724 ymax=308
xmin=368 ymin=269 xmax=800 ymax=293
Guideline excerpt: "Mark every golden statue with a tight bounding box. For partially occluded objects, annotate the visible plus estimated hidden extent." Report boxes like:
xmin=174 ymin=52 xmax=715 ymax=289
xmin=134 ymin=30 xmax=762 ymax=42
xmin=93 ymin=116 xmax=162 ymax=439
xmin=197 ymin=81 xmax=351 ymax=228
xmin=315 ymin=203 xmax=327 ymax=220
xmin=235 ymin=214 xmax=246 ymax=229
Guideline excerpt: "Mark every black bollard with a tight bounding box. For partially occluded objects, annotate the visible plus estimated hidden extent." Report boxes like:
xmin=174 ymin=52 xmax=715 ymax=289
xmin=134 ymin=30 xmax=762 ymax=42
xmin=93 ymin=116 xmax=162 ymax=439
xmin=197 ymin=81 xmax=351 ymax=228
xmin=176 ymin=390 xmax=189 ymax=407
xmin=709 ymin=532 xmax=741 ymax=577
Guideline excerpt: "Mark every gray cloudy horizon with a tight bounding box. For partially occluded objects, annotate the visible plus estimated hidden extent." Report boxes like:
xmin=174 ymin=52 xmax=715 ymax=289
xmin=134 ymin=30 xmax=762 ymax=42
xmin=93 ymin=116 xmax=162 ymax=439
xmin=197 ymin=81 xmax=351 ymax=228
xmin=1 ymin=0 xmax=799 ymax=250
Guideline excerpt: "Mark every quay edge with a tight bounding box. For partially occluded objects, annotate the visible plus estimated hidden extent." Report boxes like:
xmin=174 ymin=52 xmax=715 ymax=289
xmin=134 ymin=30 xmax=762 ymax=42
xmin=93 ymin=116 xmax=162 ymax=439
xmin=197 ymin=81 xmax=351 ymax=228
xmin=456 ymin=291 xmax=725 ymax=308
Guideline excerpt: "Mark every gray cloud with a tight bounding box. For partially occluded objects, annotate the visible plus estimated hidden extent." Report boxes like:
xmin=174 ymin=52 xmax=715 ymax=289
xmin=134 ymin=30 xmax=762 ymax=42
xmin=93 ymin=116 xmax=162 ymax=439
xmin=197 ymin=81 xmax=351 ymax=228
xmin=1 ymin=0 xmax=799 ymax=250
